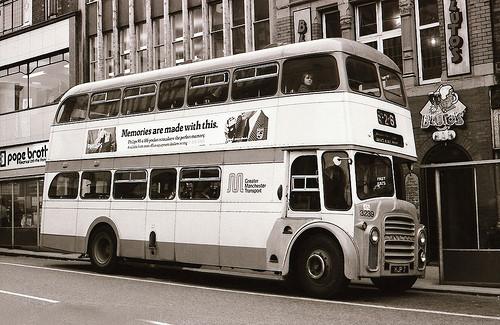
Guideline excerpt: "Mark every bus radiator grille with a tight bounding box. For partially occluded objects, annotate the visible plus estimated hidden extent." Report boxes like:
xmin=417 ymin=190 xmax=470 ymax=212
xmin=383 ymin=216 xmax=415 ymax=264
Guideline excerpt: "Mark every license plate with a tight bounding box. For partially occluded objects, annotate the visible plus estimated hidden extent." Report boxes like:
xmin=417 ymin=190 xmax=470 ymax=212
xmin=390 ymin=265 xmax=409 ymax=274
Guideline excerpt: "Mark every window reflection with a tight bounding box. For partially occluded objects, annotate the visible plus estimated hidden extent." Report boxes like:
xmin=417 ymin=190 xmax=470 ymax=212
xmin=0 ymin=51 xmax=68 ymax=113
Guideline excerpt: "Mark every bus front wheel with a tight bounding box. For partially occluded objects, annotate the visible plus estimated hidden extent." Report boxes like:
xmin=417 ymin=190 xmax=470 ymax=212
xmin=89 ymin=227 xmax=117 ymax=273
xmin=295 ymin=235 xmax=349 ymax=298
xmin=371 ymin=276 xmax=417 ymax=293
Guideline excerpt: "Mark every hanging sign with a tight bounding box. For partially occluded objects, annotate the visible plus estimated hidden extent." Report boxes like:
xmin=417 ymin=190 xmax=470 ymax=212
xmin=443 ymin=0 xmax=470 ymax=76
xmin=293 ymin=8 xmax=311 ymax=43
xmin=420 ymin=84 xmax=467 ymax=141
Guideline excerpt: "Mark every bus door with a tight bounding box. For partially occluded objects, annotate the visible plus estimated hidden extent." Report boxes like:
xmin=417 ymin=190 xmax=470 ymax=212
xmin=174 ymin=167 xmax=221 ymax=266
xmin=286 ymin=152 xmax=322 ymax=219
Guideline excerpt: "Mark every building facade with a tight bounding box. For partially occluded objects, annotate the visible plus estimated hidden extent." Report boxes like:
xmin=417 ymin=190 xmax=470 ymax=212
xmin=1 ymin=0 xmax=499 ymax=285
xmin=0 ymin=0 xmax=81 ymax=248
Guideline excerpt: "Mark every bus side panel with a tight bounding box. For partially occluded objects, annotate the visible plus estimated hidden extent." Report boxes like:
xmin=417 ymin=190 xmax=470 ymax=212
xmin=175 ymin=200 xmax=220 ymax=265
xmin=40 ymin=174 xmax=79 ymax=252
xmin=145 ymin=200 xmax=176 ymax=261
xmin=109 ymin=200 xmax=147 ymax=259
xmin=219 ymin=163 xmax=283 ymax=270
xmin=76 ymin=200 xmax=111 ymax=251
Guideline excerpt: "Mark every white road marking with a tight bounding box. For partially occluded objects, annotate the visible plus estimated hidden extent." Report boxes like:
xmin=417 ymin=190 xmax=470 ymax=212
xmin=138 ymin=319 xmax=173 ymax=325
xmin=0 ymin=289 xmax=59 ymax=304
xmin=1 ymin=261 xmax=499 ymax=321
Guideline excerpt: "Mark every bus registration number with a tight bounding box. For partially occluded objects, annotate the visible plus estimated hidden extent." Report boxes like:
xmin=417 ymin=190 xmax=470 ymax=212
xmin=390 ymin=264 xmax=409 ymax=274
xmin=377 ymin=110 xmax=396 ymax=128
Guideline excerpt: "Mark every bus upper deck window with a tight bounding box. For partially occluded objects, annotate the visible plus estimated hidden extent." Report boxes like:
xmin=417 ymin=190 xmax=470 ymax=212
xmin=122 ymin=84 xmax=157 ymax=115
xmin=89 ymin=89 xmax=121 ymax=119
xmin=56 ymin=95 xmax=89 ymax=123
xmin=380 ymin=66 xmax=406 ymax=106
xmin=232 ymin=63 xmax=278 ymax=100
xmin=158 ymin=78 xmax=186 ymax=110
xmin=187 ymin=72 xmax=229 ymax=106
xmin=281 ymin=55 xmax=339 ymax=94
xmin=346 ymin=57 xmax=380 ymax=97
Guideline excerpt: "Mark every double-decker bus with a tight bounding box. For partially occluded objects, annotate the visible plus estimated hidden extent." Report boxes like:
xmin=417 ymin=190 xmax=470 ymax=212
xmin=41 ymin=38 xmax=426 ymax=298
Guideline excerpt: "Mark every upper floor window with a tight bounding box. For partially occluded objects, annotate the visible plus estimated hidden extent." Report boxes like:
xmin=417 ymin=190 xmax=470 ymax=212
xmin=104 ymin=32 xmax=114 ymax=78
xmin=119 ymin=27 xmax=131 ymax=75
xmin=190 ymin=7 xmax=203 ymax=61
xmin=355 ymin=0 xmax=402 ymax=71
xmin=232 ymin=63 xmax=278 ymax=100
xmin=415 ymin=0 xmax=441 ymax=82
xmin=231 ymin=0 xmax=245 ymax=54
xmin=122 ymin=84 xmax=157 ymax=115
xmin=210 ymin=1 xmax=224 ymax=58
xmin=254 ymin=0 xmax=270 ymax=50
xmin=281 ymin=55 xmax=340 ymax=94
xmin=153 ymin=18 xmax=166 ymax=69
xmin=89 ymin=89 xmax=121 ymax=119
xmin=346 ymin=57 xmax=380 ymax=97
xmin=56 ymin=94 xmax=88 ymax=123
xmin=171 ymin=12 xmax=184 ymax=64
xmin=187 ymin=71 xmax=229 ymax=106
xmin=0 ymin=0 xmax=25 ymax=36
xmin=322 ymin=7 xmax=341 ymax=38
xmin=136 ymin=23 xmax=148 ymax=73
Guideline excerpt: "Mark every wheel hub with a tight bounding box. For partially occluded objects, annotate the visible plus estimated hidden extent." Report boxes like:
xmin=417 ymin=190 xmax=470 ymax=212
xmin=306 ymin=251 xmax=327 ymax=279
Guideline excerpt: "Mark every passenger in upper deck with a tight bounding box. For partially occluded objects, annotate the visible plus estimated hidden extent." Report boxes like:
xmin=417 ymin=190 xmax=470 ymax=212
xmin=297 ymin=73 xmax=314 ymax=93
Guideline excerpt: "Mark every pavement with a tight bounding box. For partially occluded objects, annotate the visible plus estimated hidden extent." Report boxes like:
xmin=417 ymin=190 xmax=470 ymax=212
xmin=1 ymin=247 xmax=499 ymax=297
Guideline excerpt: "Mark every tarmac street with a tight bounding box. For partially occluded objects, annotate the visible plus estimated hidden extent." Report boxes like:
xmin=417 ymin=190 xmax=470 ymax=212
xmin=0 ymin=254 xmax=500 ymax=325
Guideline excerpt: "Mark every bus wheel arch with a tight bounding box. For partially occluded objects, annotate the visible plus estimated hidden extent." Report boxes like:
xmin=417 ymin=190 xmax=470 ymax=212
xmin=284 ymin=224 xmax=359 ymax=296
xmin=85 ymin=218 xmax=120 ymax=273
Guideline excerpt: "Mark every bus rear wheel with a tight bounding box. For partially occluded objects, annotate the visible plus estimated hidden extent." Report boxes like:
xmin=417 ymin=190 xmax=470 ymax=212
xmin=371 ymin=276 xmax=417 ymax=293
xmin=295 ymin=235 xmax=348 ymax=298
xmin=89 ymin=227 xmax=117 ymax=273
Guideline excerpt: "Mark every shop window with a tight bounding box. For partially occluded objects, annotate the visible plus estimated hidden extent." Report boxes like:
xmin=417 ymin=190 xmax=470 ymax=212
xmin=187 ymin=71 xmax=229 ymax=106
xmin=190 ymin=7 xmax=203 ymax=61
xmin=281 ymin=55 xmax=339 ymax=94
xmin=136 ymin=23 xmax=148 ymax=73
xmin=153 ymin=18 xmax=166 ymax=69
xmin=210 ymin=1 xmax=223 ymax=58
xmin=121 ymin=84 xmax=156 ymax=115
xmin=119 ymin=27 xmax=131 ymax=75
xmin=380 ymin=66 xmax=406 ymax=106
xmin=322 ymin=152 xmax=352 ymax=210
xmin=346 ymin=57 xmax=380 ymax=97
xmin=56 ymin=94 xmax=89 ymax=123
xmin=158 ymin=78 xmax=185 ymax=110
xmin=150 ymin=169 xmax=177 ymax=200
xmin=355 ymin=0 xmax=402 ymax=71
xmin=322 ymin=8 xmax=341 ymax=38
xmin=231 ymin=0 xmax=245 ymax=54
xmin=171 ymin=12 xmax=184 ymax=64
xmin=254 ymin=0 xmax=270 ymax=50
xmin=0 ymin=67 xmax=27 ymax=113
xmin=48 ymin=172 xmax=79 ymax=199
xmin=81 ymin=171 xmax=111 ymax=199
xmin=232 ymin=63 xmax=278 ymax=100
xmin=114 ymin=170 xmax=147 ymax=200
xmin=290 ymin=156 xmax=320 ymax=211
xmin=179 ymin=167 xmax=221 ymax=200
xmin=415 ymin=0 xmax=441 ymax=83
xmin=89 ymin=89 xmax=121 ymax=119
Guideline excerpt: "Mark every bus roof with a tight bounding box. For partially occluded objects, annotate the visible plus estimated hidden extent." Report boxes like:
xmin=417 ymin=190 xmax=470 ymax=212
xmin=63 ymin=38 xmax=399 ymax=99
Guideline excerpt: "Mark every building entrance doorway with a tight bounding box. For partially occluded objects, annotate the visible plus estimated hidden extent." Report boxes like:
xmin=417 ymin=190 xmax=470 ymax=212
xmin=421 ymin=143 xmax=473 ymax=264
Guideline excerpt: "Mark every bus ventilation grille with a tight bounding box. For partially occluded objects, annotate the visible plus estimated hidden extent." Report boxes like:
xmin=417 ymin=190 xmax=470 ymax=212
xmin=383 ymin=216 xmax=415 ymax=264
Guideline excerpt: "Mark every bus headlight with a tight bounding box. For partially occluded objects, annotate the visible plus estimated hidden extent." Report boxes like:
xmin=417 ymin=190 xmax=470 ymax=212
xmin=419 ymin=249 xmax=426 ymax=264
xmin=418 ymin=230 xmax=426 ymax=247
xmin=370 ymin=227 xmax=380 ymax=245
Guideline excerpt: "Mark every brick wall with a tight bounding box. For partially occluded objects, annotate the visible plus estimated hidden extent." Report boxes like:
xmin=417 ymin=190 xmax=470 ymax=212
xmin=467 ymin=0 xmax=494 ymax=66
xmin=493 ymin=0 xmax=500 ymax=75
xmin=276 ymin=16 xmax=292 ymax=45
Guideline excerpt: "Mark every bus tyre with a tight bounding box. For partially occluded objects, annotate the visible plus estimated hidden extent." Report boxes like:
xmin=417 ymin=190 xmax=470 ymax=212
xmin=371 ymin=276 xmax=417 ymax=293
xmin=89 ymin=227 xmax=117 ymax=273
xmin=296 ymin=235 xmax=348 ymax=298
